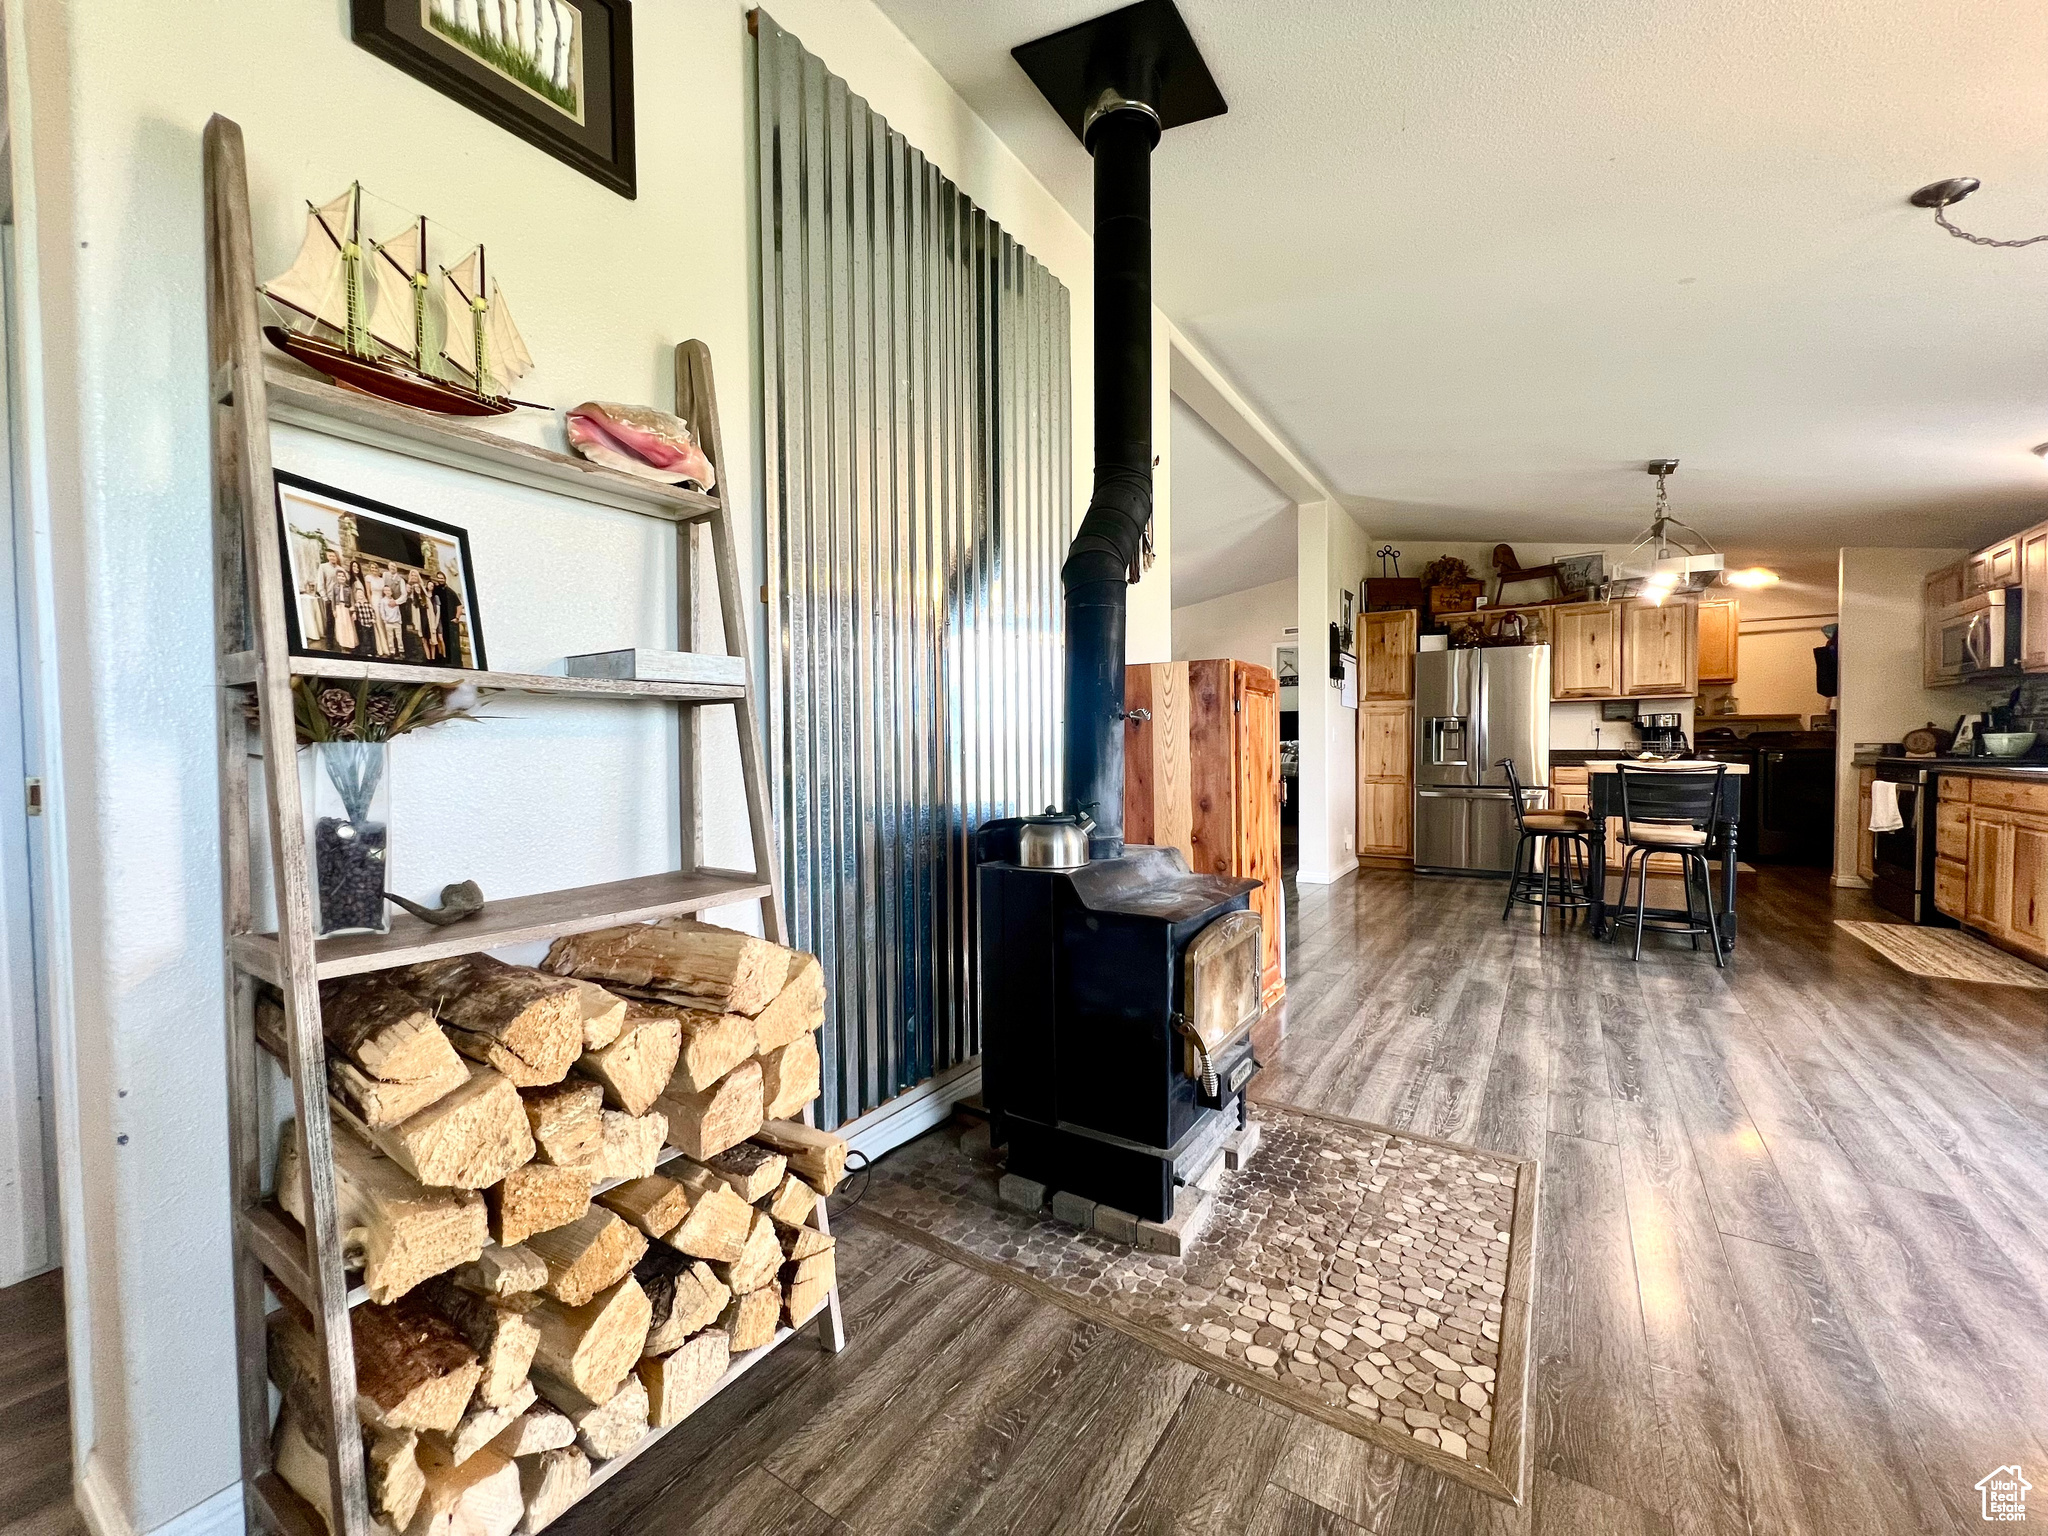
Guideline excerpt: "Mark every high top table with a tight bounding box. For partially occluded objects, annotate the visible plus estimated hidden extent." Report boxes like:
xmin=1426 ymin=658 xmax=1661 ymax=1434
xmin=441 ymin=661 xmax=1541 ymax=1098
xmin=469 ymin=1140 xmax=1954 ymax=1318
xmin=1583 ymin=759 xmax=1747 ymax=954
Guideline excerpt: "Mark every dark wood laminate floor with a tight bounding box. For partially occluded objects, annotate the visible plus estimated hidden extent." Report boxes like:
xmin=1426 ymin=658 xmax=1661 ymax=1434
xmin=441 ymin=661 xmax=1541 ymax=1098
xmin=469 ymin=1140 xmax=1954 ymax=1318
xmin=565 ymin=866 xmax=2048 ymax=1535
xmin=0 ymin=1269 xmax=85 ymax=1536
xmin=7 ymin=868 xmax=2043 ymax=1534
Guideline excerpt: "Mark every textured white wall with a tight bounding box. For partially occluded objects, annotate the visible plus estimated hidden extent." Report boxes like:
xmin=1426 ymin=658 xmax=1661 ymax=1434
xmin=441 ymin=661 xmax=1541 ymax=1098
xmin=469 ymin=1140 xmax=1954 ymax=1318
xmin=1171 ymin=577 xmax=1297 ymax=670
xmin=12 ymin=2 xmax=1114 ymax=1531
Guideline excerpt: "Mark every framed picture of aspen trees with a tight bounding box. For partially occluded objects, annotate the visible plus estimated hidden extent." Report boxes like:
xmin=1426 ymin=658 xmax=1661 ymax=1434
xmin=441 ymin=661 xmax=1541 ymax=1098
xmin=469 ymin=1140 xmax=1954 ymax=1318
xmin=350 ymin=0 xmax=637 ymax=198
xmin=274 ymin=470 xmax=488 ymax=670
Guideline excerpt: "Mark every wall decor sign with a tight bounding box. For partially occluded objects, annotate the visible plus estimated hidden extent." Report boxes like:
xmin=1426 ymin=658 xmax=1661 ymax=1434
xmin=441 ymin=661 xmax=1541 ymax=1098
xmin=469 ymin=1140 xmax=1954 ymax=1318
xmin=275 ymin=471 xmax=488 ymax=670
xmin=350 ymin=0 xmax=637 ymax=198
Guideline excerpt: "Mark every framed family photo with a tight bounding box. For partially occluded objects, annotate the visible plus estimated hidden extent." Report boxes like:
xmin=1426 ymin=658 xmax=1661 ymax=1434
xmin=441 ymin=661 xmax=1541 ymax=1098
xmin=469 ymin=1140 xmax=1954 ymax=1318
xmin=350 ymin=0 xmax=637 ymax=197
xmin=274 ymin=471 xmax=488 ymax=671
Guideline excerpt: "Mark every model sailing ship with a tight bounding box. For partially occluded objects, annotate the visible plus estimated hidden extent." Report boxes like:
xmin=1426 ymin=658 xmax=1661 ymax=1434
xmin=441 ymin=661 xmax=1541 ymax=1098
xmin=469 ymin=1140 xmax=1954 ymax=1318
xmin=260 ymin=184 xmax=535 ymax=416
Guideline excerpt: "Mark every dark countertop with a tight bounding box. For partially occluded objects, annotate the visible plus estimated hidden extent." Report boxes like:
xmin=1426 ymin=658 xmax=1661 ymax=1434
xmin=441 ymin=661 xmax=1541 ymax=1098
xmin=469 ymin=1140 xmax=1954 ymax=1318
xmin=1550 ymin=749 xmax=1635 ymax=766
xmin=1880 ymin=755 xmax=2048 ymax=779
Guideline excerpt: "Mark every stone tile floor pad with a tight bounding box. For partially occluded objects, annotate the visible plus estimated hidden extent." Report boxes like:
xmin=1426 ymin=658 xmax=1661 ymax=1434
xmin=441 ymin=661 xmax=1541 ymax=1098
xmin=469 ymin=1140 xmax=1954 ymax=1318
xmin=856 ymin=1102 xmax=1537 ymax=1502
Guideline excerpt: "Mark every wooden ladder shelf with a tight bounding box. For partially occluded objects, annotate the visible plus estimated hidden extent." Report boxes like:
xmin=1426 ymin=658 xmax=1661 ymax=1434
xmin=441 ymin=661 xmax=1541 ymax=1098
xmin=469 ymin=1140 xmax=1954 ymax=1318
xmin=203 ymin=115 xmax=844 ymax=1536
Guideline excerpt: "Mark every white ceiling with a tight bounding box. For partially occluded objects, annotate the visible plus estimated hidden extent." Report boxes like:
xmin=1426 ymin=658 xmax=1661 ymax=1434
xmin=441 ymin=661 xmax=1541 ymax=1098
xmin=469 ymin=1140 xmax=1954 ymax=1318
xmin=874 ymin=0 xmax=2048 ymax=553
xmin=1169 ymin=397 xmax=1294 ymax=606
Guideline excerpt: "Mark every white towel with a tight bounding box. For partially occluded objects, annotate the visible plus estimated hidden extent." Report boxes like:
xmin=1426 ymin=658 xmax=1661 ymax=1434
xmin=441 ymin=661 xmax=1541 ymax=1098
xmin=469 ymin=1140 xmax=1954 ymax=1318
xmin=1868 ymin=778 xmax=1905 ymax=834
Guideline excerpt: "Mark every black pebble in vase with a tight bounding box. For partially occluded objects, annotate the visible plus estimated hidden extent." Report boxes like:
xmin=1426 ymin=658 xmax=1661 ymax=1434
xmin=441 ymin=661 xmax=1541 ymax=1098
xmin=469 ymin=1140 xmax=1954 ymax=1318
xmin=314 ymin=817 xmax=388 ymax=935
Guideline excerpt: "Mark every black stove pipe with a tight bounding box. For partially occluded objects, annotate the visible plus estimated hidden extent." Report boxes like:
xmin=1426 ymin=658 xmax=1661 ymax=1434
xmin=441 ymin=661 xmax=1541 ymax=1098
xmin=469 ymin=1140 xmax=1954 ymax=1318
xmin=1063 ymin=104 xmax=1160 ymax=861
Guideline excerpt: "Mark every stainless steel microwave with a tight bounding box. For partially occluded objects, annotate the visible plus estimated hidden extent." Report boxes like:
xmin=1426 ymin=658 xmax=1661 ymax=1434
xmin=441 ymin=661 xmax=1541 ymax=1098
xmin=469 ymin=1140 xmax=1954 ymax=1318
xmin=1931 ymin=589 xmax=2022 ymax=683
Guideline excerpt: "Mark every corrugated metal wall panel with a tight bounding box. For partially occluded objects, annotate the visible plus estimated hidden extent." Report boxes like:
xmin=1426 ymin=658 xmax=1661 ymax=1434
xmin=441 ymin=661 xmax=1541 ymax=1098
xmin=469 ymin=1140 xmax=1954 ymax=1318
xmin=755 ymin=13 xmax=1071 ymax=1127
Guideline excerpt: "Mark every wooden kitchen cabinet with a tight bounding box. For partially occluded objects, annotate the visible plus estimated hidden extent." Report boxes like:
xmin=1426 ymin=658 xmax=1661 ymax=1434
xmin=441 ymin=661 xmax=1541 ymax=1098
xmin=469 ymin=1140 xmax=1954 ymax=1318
xmin=2007 ymin=816 xmax=2048 ymax=951
xmin=1696 ymin=599 xmax=1738 ymax=685
xmin=1939 ymin=776 xmax=2048 ymax=965
xmin=1358 ymin=780 xmax=1412 ymax=862
xmin=1856 ymin=767 xmax=1875 ymax=882
xmin=1935 ymin=799 xmax=1970 ymax=862
xmin=1620 ymin=601 xmax=1697 ymax=696
xmin=2023 ymin=524 xmax=2048 ymax=672
xmin=1968 ymin=538 xmax=2019 ymax=595
xmin=1360 ymin=610 xmax=1417 ymax=701
xmin=1935 ymin=855 xmax=1967 ymax=919
xmin=1924 ymin=561 xmax=1966 ymax=688
xmin=1552 ymin=603 xmax=1622 ymax=698
xmin=1126 ymin=659 xmax=1285 ymax=1006
xmin=1965 ymin=808 xmax=2012 ymax=936
xmin=1359 ymin=701 xmax=1411 ymax=781
xmin=1357 ymin=700 xmax=1413 ymax=862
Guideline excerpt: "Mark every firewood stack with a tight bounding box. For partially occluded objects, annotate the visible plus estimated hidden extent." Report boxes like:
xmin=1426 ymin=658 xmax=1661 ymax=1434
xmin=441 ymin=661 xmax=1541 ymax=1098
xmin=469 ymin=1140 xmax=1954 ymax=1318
xmin=261 ymin=919 xmax=842 ymax=1535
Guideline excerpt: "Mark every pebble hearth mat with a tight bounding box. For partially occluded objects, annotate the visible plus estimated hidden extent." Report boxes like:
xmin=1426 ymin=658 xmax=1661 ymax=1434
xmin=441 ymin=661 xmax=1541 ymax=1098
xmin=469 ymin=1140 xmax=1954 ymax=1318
xmin=1835 ymin=920 xmax=2048 ymax=988
xmin=856 ymin=1103 xmax=1537 ymax=1503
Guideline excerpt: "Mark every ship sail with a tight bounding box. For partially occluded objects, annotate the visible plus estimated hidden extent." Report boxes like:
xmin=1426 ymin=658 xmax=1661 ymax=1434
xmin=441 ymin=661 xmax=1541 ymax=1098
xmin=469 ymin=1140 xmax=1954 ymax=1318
xmin=440 ymin=247 xmax=532 ymax=396
xmin=262 ymin=188 xmax=355 ymax=334
xmin=440 ymin=248 xmax=484 ymax=382
xmin=368 ymin=219 xmax=426 ymax=359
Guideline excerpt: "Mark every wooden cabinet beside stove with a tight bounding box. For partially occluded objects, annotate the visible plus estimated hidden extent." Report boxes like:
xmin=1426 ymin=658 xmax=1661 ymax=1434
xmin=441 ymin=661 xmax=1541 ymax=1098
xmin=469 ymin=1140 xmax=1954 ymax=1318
xmin=1125 ymin=659 xmax=1285 ymax=1008
xmin=1936 ymin=775 xmax=2048 ymax=966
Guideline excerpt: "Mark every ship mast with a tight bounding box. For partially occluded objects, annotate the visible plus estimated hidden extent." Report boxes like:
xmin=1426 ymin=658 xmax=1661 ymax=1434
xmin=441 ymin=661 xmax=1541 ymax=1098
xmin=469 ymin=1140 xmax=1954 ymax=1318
xmin=340 ymin=183 xmax=370 ymax=357
xmin=473 ymin=244 xmax=493 ymax=401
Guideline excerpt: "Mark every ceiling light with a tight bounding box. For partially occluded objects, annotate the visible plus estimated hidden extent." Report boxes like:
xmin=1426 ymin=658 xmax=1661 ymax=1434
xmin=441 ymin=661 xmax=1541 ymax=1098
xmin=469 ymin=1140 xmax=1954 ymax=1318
xmin=1613 ymin=461 xmax=1726 ymax=593
xmin=1910 ymin=177 xmax=2048 ymax=249
xmin=1724 ymin=567 xmax=1779 ymax=589
xmin=2032 ymin=442 xmax=2048 ymax=458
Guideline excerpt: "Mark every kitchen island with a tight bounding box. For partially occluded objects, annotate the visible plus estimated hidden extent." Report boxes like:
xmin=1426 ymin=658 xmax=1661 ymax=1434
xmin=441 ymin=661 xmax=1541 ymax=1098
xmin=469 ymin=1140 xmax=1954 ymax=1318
xmin=1581 ymin=759 xmax=1748 ymax=953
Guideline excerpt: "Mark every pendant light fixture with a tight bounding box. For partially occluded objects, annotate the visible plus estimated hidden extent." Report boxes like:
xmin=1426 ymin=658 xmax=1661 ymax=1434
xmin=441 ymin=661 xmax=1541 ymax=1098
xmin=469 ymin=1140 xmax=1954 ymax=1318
xmin=1613 ymin=460 xmax=1725 ymax=604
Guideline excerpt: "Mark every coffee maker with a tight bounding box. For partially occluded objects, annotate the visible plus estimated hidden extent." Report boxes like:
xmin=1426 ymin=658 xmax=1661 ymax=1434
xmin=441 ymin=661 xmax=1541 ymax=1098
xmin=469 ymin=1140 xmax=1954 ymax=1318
xmin=1638 ymin=711 xmax=1689 ymax=755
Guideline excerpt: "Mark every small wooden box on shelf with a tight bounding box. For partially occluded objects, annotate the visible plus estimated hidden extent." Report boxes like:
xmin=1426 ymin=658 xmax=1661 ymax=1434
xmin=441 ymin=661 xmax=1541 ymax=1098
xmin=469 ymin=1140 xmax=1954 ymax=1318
xmin=204 ymin=115 xmax=845 ymax=1536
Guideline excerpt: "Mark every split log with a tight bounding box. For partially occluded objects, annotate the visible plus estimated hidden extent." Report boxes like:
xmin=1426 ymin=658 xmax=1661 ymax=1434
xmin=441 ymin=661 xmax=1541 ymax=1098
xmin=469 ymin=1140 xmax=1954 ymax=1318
xmin=691 ymin=1143 xmax=786 ymax=1205
xmin=370 ymin=1426 xmax=428 ymax=1532
xmin=427 ymin=1379 xmax=537 ymax=1466
xmin=759 ymin=1031 xmax=820 ymax=1121
xmin=416 ymin=1439 xmax=522 ymax=1536
xmin=763 ymin=1172 xmax=816 ymax=1228
xmin=568 ymin=980 xmax=626 ymax=1052
xmin=574 ymin=1004 xmax=680 ymax=1116
xmin=750 ymin=1120 xmax=847 ymax=1195
xmin=278 ymin=1119 xmax=487 ymax=1305
xmin=542 ymin=918 xmax=790 ymax=1015
xmin=711 ymin=1210 xmax=784 ymax=1296
xmin=488 ymin=1164 xmax=592 ymax=1249
xmin=653 ymin=1058 xmax=762 ymax=1162
xmin=664 ymin=1167 xmax=754 ymax=1262
xmin=597 ymin=1175 xmax=689 ymax=1239
xmin=595 ymin=1109 xmax=667 ymax=1181
xmin=526 ymin=1208 xmax=647 ymax=1307
xmin=346 ymin=1065 xmax=535 ymax=1191
xmin=719 ymin=1284 xmax=780 ymax=1353
xmin=635 ymin=1246 xmax=731 ymax=1356
xmin=521 ymin=1081 xmax=603 ymax=1171
xmin=564 ymin=1376 xmax=649 ymax=1462
xmin=422 ymin=1278 xmax=541 ymax=1408
xmin=515 ymin=1446 xmax=589 ymax=1535
xmin=751 ymin=953 xmax=824 ymax=1054
xmin=269 ymin=1295 xmax=481 ymax=1436
xmin=318 ymin=973 xmax=464 ymax=1083
xmin=784 ymin=1271 xmax=834 ymax=1330
xmin=399 ymin=955 xmax=583 ymax=1088
xmin=259 ymin=997 xmax=467 ymax=1129
xmin=274 ymin=1403 xmax=426 ymax=1535
xmin=527 ymin=1277 xmax=652 ymax=1411
xmin=774 ymin=1221 xmax=835 ymax=1264
xmin=485 ymin=1408 xmax=574 ymax=1460
xmin=638 ymin=1329 xmax=729 ymax=1427
xmin=450 ymin=1244 xmax=547 ymax=1298
xmin=784 ymin=1249 xmax=836 ymax=1290
xmin=661 ymin=1006 xmax=756 ymax=1096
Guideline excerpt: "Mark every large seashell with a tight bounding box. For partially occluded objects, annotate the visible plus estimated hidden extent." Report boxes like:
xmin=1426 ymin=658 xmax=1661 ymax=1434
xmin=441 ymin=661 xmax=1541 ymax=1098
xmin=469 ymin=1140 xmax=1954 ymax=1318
xmin=564 ymin=401 xmax=717 ymax=490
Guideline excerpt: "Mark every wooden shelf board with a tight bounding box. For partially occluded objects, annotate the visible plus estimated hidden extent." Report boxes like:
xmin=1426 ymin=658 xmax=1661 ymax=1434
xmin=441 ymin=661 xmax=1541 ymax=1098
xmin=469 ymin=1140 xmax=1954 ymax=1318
xmin=221 ymin=650 xmax=745 ymax=704
xmin=258 ymin=356 xmax=723 ymax=525
xmin=231 ymin=869 xmax=774 ymax=982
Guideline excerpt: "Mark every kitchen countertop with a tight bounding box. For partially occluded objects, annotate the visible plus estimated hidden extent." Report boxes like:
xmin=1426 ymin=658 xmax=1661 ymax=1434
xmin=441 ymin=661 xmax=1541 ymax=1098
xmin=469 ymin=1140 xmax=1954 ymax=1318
xmin=1550 ymin=749 xmax=1637 ymax=766
xmin=1879 ymin=755 xmax=2048 ymax=779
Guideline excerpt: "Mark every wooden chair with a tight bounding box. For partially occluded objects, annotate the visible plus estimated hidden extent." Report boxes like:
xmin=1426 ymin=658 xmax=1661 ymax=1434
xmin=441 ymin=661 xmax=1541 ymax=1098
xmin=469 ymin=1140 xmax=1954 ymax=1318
xmin=1611 ymin=763 xmax=1728 ymax=967
xmin=1500 ymin=758 xmax=1593 ymax=934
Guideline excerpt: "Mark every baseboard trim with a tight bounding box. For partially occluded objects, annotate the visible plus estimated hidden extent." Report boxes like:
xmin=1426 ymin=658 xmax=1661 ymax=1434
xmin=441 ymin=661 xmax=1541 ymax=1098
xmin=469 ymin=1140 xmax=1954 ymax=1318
xmin=1356 ymin=854 xmax=1413 ymax=870
xmin=76 ymin=1456 xmax=242 ymax=1536
xmin=837 ymin=1060 xmax=982 ymax=1163
xmin=1831 ymin=873 xmax=1870 ymax=889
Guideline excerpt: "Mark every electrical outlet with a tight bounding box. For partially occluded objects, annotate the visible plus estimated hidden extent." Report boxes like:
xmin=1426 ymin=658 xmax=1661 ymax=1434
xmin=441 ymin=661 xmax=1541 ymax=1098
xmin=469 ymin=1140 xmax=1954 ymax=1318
xmin=1344 ymin=831 xmax=1354 ymax=853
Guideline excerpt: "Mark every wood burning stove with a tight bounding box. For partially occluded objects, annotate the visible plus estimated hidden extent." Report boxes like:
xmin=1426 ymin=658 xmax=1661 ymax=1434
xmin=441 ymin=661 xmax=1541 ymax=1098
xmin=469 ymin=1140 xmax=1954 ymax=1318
xmin=978 ymin=3 xmax=1243 ymax=1226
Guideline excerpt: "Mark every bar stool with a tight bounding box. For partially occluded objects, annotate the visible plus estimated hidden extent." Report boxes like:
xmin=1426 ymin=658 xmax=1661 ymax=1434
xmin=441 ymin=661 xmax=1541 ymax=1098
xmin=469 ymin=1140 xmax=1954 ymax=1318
xmin=1500 ymin=758 xmax=1593 ymax=934
xmin=1611 ymin=762 xmax=1728 ymax=967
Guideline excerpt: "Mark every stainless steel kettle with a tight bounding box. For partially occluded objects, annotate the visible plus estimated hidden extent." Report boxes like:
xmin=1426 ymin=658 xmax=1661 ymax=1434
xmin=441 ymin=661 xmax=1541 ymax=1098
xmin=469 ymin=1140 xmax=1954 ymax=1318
xmin=1017 ymin=806 xmax=1093 ymax=869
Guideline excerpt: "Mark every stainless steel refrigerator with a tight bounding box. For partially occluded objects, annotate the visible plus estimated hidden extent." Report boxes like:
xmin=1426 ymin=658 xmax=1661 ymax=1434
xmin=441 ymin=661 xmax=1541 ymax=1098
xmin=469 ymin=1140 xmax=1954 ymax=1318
xmin=1413 ymin=645 xmax=1551 ymax=875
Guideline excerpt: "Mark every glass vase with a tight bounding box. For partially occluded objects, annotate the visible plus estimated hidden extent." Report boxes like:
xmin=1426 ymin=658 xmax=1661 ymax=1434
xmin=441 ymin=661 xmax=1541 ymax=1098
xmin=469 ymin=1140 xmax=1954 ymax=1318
xmin=305 ymin=741 xmax=391 ymax=936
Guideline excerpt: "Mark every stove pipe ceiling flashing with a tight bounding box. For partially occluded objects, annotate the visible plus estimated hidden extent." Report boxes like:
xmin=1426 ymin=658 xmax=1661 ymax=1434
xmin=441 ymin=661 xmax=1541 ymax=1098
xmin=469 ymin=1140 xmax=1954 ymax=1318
xmin=1013 ymin=0 xmax=1226 ymax=860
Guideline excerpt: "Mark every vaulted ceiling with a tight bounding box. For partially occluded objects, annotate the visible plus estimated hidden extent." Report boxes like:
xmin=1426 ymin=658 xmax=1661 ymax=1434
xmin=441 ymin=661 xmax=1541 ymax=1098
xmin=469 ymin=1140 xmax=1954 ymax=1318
xmin=875 ymin=0 xmax=2048 ymax=554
